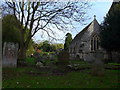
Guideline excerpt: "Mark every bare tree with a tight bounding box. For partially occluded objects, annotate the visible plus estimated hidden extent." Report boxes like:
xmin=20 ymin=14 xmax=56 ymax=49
xmin=2 ymin=0 xmax=91 ymax=61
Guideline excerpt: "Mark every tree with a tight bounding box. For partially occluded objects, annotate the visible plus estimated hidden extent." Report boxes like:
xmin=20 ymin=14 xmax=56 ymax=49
xmin=37 ymin=41 xmax=64 ymax=52
xmin=100 ymin=2 xmax=120 ymax=60
xmin=52 ymin=43 xmax=64 ymax=50
xmin=41 ymin=41 xmax=51 ymax=52
xmin=37 ymin=41 xmax=51 ymax=52
xmin=64 ymin=33 xmax=72 ymax=51
xmin=3 ymin=1 xmax=90 ymax=61
xmin=26 ymin=39 xmax=36 ymax=56
xmin=2 ymin=15 xmax=20 ymax=44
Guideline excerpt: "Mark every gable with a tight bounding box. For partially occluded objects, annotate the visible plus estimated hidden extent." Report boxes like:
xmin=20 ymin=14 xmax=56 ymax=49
xmin=70 ymin=18 xmax=101 ymax=47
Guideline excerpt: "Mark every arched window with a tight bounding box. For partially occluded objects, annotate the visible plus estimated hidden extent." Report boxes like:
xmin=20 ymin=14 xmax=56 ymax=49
xmin=91 ymin=35 xmax=99 ymax=51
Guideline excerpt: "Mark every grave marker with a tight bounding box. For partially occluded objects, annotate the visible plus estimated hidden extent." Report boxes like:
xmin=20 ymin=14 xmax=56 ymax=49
xmin=2 ymin=42 xmax=18 ymax=67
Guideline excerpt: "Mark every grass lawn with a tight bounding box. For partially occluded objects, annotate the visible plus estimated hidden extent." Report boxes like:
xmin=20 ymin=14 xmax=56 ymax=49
xmin=2 ymin=66 xmax=119 ymax=88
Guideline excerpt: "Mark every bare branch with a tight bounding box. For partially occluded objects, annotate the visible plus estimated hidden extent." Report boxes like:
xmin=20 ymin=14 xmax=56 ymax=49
xmin=3 ymin=1 xmax=91 ymax=49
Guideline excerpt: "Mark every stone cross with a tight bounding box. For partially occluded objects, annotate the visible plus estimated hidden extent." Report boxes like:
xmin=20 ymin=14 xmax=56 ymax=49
xmin=94 ymin=15 xmax=96 ymax=19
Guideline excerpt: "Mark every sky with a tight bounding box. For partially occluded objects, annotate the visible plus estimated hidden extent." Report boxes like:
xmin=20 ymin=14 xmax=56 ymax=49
xmin=33 ymin=1 xmax=113 ymax=44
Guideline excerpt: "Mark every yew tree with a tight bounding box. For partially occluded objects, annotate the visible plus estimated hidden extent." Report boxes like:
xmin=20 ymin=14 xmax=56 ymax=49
xmin=64 ymin=33 xmax=72 ymax=51
xmin=100 ymin=2 xmax=120 ymax=61
xmin=100 ymin=2 xmax=120 ymax=52
xmin=2 ymin=15 xmax=20 ymax=44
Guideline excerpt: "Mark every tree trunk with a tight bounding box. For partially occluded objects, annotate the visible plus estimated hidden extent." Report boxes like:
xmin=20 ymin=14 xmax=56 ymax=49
xmin=18 ymin=45 xmax=27 ymax=61
xmin=18 ymin=37 xmax=31 ymax=63
xmin=18 ymin=27 xmax=31 ymax=64
xmin=18 ymin=29 xmax=27 ymax=62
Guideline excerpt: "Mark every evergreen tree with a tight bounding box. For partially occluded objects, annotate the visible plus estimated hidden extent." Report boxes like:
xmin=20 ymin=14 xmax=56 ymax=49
xmin=64 ymin=33 xmax=72 ymax=51
xmin=100 ymin=2 xmax=120 ymax=61
xmin=100 ymin=2 xmax=120 ymax=51
xmin=2 ymin=15 xmax=20 ymax=44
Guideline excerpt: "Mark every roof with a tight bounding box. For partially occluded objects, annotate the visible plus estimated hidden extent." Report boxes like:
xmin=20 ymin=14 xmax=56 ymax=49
xmin=70 ymin=18 xmax=100 ymax=45
xmin=70 ymin=21 xmax=92 ymax=45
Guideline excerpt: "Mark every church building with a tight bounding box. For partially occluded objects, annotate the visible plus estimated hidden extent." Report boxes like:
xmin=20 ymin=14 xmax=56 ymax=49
xmin=69 ymin=1 xmax=120 ymax=63
xmin=69 ymin=16 xmax=104 ymax=62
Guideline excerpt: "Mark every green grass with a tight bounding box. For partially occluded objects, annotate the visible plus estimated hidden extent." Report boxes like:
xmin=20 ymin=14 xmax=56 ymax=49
xmin=3 ymin=58 xmax=119 ymax=88
xmin=69 ymin=60 xmax=89 ymax=64
xmin=108 ymin=62 xmax=120 ymax=65
xmin=25 ymin=53 xmax=58 ymax=65
xmin=26 ymin=57 xmax=35 ymax=65
xmin=2 ymin=67 xmax=119 ymax=88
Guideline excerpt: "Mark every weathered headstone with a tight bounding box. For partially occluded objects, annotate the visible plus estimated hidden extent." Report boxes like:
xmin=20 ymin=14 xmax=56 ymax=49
xmin=58 ymin=50 xmax=69 ymax=66
xmin=36 ymin=62 xmax=44 ymax=67
xmin=2 ymin=42 xmax=18 ymax=67
xmin=91 ymin=51 xmax=104 ymax=76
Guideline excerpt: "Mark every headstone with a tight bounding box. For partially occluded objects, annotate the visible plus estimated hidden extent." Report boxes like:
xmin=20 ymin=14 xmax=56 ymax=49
xmin=36 ymin=62 xmax=44 ymax=67
xmin=49 ymin=53 xmax=56 ymax=60
xmin=58 ymin=50 xmax=69 ymax=66
xmin=2 ymin=42 xmax=18 ymax=67
xmin=91 ymin=51 xmax=104 ymax=76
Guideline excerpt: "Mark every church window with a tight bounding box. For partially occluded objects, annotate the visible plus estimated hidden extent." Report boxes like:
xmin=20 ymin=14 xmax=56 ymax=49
xmin=91 ymin=39 xmax=93 ymax=51
xmin=91 ymin=35 xmax=99 ymax=51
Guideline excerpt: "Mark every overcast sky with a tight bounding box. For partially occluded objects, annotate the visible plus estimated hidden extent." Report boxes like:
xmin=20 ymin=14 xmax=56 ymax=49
xmin=33 ymin=1 xmax=113 ymax=44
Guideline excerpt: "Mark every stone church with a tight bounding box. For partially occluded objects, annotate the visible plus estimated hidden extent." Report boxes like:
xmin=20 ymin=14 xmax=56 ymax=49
xmin=69 ymin=16 xmax=105 ymax=62
xmin=69 ymin=2 xmax=120 ymax=63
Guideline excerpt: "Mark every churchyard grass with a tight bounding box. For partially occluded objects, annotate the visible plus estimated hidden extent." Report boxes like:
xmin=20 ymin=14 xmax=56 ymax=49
xmin=25 ymin=57 xmax=119 ymax=70
xmin=2 ymin=66 xmax=119 ymax=88
xmin=2 ymin=57 xmax=119 ymax=88
xmin=108 ymin=62 xmax=120 ymax=65
xmin=26 ymin=57 xmax=35 ymax=65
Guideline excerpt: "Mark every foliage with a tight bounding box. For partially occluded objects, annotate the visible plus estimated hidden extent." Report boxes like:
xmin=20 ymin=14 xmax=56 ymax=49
xmin=26 ymin=57 xmax=35 ymax=65
xmin=37 ymin=41 xmax=52 ymax=52
xmin=26 ymin=39 xmax=36 ymax=57
xmin=33 ymin=52 xmax=40 ymax=59
xmin=42 ymin=41 xmax=52 ymax=52
xmin=2 ymin=15 xmax=20 ymax=44
xmin=52 ymin=43 xmax=64 ymax=50
xmin=26 ymin=46 xmax=35 ymax=57
xmin=37 ymin=41 xmax=64 ymax=52
xmin=100 ymin=3 xmax=120 ymax=52
xmin=64 ymin=33 xmax=72 ymax=51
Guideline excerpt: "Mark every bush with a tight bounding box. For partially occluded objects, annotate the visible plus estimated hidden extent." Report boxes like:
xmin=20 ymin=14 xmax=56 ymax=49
xmin=26 ymin=57 xmax=35 ymax=65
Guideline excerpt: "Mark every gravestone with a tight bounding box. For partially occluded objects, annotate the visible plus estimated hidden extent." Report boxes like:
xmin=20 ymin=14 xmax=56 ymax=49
xmin=2 ymin=42 xmax=18 ymax=67
xmin=91 ymin=51 xmax=104 ymax=76
xmin=58 ymin=50 xmax=69 ymax=66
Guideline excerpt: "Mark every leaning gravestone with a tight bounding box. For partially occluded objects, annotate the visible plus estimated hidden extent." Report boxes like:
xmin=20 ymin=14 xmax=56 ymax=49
xmin=2 ymin=42 xmax=18 ymax=67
